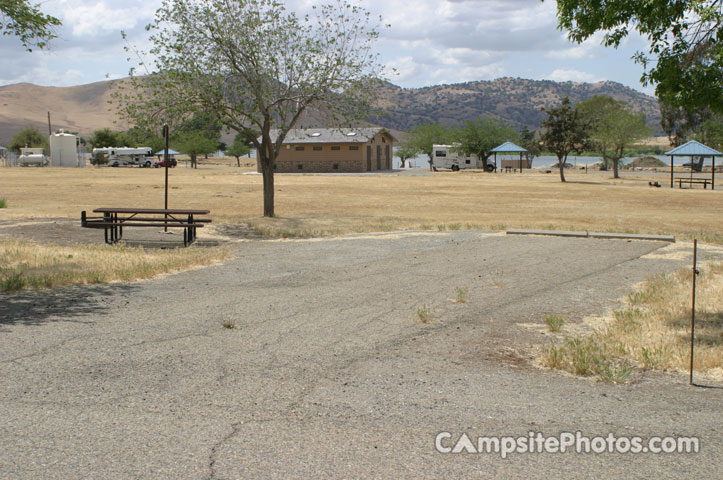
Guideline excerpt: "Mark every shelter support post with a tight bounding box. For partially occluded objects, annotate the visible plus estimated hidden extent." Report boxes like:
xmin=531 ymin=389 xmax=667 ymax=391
xmin=670 ymin=156 xmax=674 ymax=188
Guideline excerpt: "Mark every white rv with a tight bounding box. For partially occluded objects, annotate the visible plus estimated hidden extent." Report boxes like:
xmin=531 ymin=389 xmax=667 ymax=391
xmin=432 ymin=144 xmax=495 ymax=172
xmin=92 ymin=147 xmax=153 ymax=167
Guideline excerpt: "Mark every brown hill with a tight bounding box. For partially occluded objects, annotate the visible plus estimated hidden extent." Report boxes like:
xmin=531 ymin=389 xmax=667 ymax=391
xmin=370 ymin=77 xmax=661 ymax=133
xmin=0 ymin=77 xmax=661 ymax=145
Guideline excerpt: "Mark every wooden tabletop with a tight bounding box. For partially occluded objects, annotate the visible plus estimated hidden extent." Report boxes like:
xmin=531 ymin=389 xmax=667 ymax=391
xmin=93 ymin=207 xmax=210 ymax=215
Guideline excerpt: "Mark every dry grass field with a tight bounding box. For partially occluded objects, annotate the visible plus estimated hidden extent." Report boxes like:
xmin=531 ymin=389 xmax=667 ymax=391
xmin=0 ymin=162 xmax=720 ymax=242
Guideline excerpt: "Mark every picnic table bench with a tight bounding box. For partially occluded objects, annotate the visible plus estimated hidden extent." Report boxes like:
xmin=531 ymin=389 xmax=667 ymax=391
xmin=678 ymin=178 xmax=712 ymax=189
xmin=81 ymin=208 xmax=211 ymax=246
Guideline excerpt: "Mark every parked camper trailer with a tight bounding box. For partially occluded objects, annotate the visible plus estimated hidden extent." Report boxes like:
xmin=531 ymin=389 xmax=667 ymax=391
xmin=18 ymin=147 xmax=48 ymax=167
xmin=93 ymin=147 xmax=153 ymax=167
xmin=432 ymin=145 xmax=495 ymax=172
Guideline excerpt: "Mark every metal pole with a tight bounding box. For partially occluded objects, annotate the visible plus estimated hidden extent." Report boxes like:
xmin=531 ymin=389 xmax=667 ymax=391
xmin=163 ymin=124 xmax=170 ymax=232
xmin=712 ymin=156 xmax=716 ymax=190
xmin=47 ymin=111 xmax=52 ymax=136
xmin=690 ymin=239 xmax=698 ymax=385
xmin=670 ymin=155 xmax=674 ymax=188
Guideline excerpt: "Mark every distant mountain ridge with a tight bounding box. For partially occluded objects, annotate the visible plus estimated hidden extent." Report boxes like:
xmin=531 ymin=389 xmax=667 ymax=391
xmin=0 ymin=77 xmax=661 ymax=144
xmin=370 ymin=77 xmax=661 ymax=134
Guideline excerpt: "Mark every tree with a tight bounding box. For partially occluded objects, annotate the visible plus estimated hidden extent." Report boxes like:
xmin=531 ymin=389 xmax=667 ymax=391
xmin=696 ymin=116 xmax=723 ymax=151
xmin=88 ymin=128 xmax=125 ymax=149
xmin=1 ymin=0 xmax=61 ymax=51
xmin=117 ymin=0 xmax=384 ymax=217
xmin=454 ymin=117 xmax=517 ymax=167
xmin=226 ymin=133 xmax=251 ymax=167
xmin=172 ymin=131 xmax=218 ymax=169
xmin=518 ymin=126 xmax=540 ymax=165
xmin=552 ymin=0 xmax=723 ymax=115
xmin=540 ymin=98 xmax=588 ymax=182
xmin=577 ymin=97 xmax=650 ymax=178
xmin=8 ymin=126 xmax=47 ymax=152
xmin=394 ymin=144 xmax=418 ymax=169
xmin=407 ymin=123 xmax=453 ymax=170
xmin=123 ymin=126 xmax=165 ymax=153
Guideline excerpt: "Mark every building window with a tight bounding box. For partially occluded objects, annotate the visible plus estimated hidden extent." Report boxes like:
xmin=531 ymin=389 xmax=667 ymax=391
xmin=313 ymin=146 xmax=322 ymax=151
xmin=331 ymin=146 xmax=341 ymax=151
xmin=297 ymin=164 xmax=303 ymax=170
xmin=349 ymin=146 xmax=359 ymax=151
xmin=333 ymin=163 xmax=339 ymax=170
xmin=295 ymin=146 xmax=304 ymax=151
xmin=465 ymin=159 xmax=471 ymax=164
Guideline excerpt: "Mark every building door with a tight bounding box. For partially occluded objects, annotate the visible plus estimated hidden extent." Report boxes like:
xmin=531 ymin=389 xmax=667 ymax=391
xmin=385 ymin=145 xmax=390 ymax=169
xmin=376 ymin=145 xmax=382 ymax=170
xmin=366 ymin=146 xmax=372 ymax=171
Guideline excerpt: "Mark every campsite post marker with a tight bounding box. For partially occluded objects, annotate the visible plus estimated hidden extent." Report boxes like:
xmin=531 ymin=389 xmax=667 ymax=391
xmin=163 ymin=124 xmax=170 ymax=232
xmin=689 ymin=239 xmax=699 ymax=385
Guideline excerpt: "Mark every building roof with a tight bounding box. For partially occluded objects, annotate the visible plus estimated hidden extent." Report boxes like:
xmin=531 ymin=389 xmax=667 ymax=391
xmin=154 ymin=149 xmax=181 ymax=155
xmin=265 ymin=127 xmax=396 ymax=144
xmin=665 ymin=140 xmax=721 ymax=156
xmin=491 ymin=142 xmax=527 ymax=153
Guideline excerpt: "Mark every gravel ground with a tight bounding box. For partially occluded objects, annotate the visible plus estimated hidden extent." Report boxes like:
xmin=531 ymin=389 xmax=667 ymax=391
xmin=1 ymin=230 xmax=721 ymax=479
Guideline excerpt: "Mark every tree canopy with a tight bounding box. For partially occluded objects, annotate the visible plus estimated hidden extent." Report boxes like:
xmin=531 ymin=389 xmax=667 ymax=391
xmin=576 ymin=96 xmax=650 ymax=178
xmin=118 ymin=0 xmax=385 ymax=217
xmin=552 ymin=0 xmax=723 ymax=116
xmin=226 ymin=133 xmax=252 ymax=167
xmin=9 ymin=126 xmax=48 ymax=152
xmin=454 ymin=118 xmax=518 ymax=165
xmin=406 ymin=123 xmax=454 ymax=169
xmin=1 ymin=0 xmax=61 ymax=51
xmin=540 ymin=98 xmax=588 ymax=182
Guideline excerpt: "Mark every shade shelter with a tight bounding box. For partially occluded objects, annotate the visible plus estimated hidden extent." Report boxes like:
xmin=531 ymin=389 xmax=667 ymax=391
xmin=665 ymin=140 xmax=720 ymax=190
xmin=490 ymin=142 xmax=528 ymax=172
xmin=154 ymin=148 xmax=181 ymax=158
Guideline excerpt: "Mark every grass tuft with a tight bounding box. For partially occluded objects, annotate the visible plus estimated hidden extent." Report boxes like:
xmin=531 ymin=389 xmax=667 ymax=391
xmin=417 ymin=305 xmax=436 ymax=323
xmin=454 ymin=286 xmax=469 ymax=303
xmin=0 ymin=198 xmax=6 ymax=208
xmin=545 ymin=314 xmax=564 ymax=332
xmin=222 ymin=320 xmax=237 ymax=329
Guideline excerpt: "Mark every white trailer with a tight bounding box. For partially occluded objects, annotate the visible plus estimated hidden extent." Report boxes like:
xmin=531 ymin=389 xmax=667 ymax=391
xmin=93 ymin=147 xmax=153 ymax=167
xmin=432 ymin=144 xmax=495 ymax=172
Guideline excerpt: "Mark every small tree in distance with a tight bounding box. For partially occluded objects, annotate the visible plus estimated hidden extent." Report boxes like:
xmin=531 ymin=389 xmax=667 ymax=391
xmin=9 ymin=126 xmax=48 ymax=152
xmin=227 ymin=133 xmax=252 ymax=167
xmin=455 ymin=117 xmax=518 ymax=169
xmin=540 ymin=97 xmax=588 ymax=183
xmin=407 ymin=123 xmax=453 ymax=170
xmin=394 ymin=144 xmax=419 ymax=169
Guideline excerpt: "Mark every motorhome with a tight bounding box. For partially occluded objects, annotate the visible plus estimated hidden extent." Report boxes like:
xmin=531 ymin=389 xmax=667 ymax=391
xmin=432 ymin=144 xmax=495 ymax=172
xmin=92 ymin=147 xmax=153 ymax=167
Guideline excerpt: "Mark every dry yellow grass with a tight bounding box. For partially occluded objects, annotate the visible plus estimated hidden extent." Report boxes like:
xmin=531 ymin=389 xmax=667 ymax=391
xmin=0 ymin=239 xmax=233 ymax=291
xmin=0 ymin=164 xmax=721 ymax=242
xmin=543 ymin=263 xmax=723 ymax=382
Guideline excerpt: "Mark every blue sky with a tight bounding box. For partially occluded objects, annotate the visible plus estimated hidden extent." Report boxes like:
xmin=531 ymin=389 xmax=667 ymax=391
xmin=0 ymin=0 xmax=654 ymax=95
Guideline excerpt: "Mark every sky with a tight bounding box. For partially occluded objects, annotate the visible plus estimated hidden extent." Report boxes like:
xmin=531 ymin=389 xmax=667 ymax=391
xmin=0 ymin=0 xmax=655 ymax=95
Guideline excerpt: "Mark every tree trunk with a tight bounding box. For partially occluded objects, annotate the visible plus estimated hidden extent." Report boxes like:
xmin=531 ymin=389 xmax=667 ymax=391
xmin=558 ymin=155 xmax=567 ymax=182
xmin=235 ymin=156 xmax=240 ymax=167
xmin=428 ymin=154 xmax=434 ymax=171
xmin=400 ymin=159 xmax=406 ymax=168
xmin=613 ymin=158 xmax=620 ymax=179
xmin=261 ymin=158 xmax=275 ymax=217
xmin=191 ymin=154 xmax=197 ymax=169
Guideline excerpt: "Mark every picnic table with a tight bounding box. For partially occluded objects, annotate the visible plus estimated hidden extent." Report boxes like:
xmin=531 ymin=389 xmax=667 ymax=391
xmin=678 ymin=178 xmax=712 ymax=189
xmin=81 ymin=207 xmax=211 ymax=246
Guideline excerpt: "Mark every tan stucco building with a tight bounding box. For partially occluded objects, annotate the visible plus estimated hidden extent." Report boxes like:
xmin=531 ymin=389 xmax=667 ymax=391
xmin=258 ymin=128 xmax=396 ymax=173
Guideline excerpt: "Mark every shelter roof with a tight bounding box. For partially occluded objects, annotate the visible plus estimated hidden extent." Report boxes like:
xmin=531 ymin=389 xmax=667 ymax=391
xmin=491 ymin=142 xmax=527 ymax=153
xmin=665 ymin=140 xmax=721 ymax=156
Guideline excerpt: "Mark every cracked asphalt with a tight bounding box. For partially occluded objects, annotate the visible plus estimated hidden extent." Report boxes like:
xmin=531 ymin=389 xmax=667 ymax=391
xmin=1 ymin=231 xmax=721 ymax=479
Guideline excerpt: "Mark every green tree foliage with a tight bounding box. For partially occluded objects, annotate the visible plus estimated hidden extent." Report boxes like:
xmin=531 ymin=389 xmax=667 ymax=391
xmin=394 ymin=144 xmax=419 ymax=169
xmin=540 ymin=98 xmax=588 ymax=182
xmin=8 ymin=126 xmax=47 ymax=152
xmin=123 ymin=126 xmax=165 ymax=153
xmin=407 ymin=123 xmax=453 ymax=170
xmin=518 ymin=125 xmax=540 ymax=165
xmin=454 ymin=117 xmax=518 ymax=166
xmin=552 ymin=0 xmax=723 ymax=132
xmin=88 ymin=128 xmax=125 ymax=149
xmin=1 ymin=0 xmax=61 ymax=51
xmin=576 ymin=96 xmax=651 ymax=178
xmin=695 ymin=116 xmax=723 ymax=151
xmin=226 ymin=133 xmax=252 ymax=167
xmin=117 ymin=0 xmax=384 ymax=217
xmin=172 ymin=132 xmax=218 ymax=169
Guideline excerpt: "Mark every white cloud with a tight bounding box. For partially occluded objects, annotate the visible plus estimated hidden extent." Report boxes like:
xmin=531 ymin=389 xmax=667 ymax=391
xmin=546 ymin=69 xmax=603 ymax=83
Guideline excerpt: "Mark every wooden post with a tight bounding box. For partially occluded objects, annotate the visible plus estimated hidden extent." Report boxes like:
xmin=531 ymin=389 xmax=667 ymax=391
xmin=670 ymin=155 xmax=674 ymax=188
xmin=163 ymin=124 xmax=170 ymax=232
xmin=712 ymin=155 xmax=716 ymax=190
